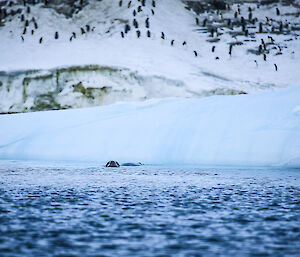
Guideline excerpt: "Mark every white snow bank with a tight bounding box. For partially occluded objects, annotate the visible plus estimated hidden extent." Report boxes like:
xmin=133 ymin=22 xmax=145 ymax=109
xmin=0 ymin=86 xmax=300 ymax=167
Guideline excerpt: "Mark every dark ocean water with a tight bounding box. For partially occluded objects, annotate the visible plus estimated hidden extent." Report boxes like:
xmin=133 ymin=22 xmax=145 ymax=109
xmin=0 ymin=161 xmax=300 ymax=257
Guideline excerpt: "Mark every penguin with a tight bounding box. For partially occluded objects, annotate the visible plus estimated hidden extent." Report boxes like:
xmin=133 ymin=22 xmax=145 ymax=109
xmin=26 ymin=6 xmax=30 ymax=14
xmin=23 ymin=27 xmax=26 ymax=34
xmin=279 ymin=22 xmax=283 ymax=32
xmin=263 ymin=54 xmax=266 ymax=61
xmin=245 ymin=29 xmax=249 ymax=36
xmin=248 ymin=7 xmax=252 ymax=12
xmin=136 ymin=30 xmax=141 ymax=38
xmin=55 ymin=31 xmax=59 ymax=39
xmin=125 ymin=24 xmax=130 ymax=33
xmin=234 ymin=11 xmax=238 ymax=19
xmin=86 ymin=24 xmax=90 ymax=32
xmin=147 ymin=30 xmax=151 ymax=37
xmin=128 ymin=1 xmax=131 ymax=8
xmin=31 ymin=29 xmax=34 ymax=35
xmin=72 ymin=32 xmax=76 ymax=38
xmin=212 ymin=46 xmax=215 ymax=52
xmin=142 ymin=0 xmax=145 ymax=6
xmin=119 ymin=0 xmax=122 ymax=7
xmin=25 ymin=19 xmax=29 ymax=27
xmin=182 ymin=41 xmax=187 ymax=46
xmin=259 ymin=22 xmax=263 ymax=33
xmin=133 ymin=9 xmax=136 ymax=16
xmin=151 ymin=9 xmax=154 ymax=15
xmin=81 ymin=27 xmax=85 ymax=34
xmin=21 ymin=35 xmax=24 ymax=42
xmin=21 ymin=14 xmax=24 ymax=22
xmin=121 ymin=31 xmax=124 ymax=38
xmin=39 ymin=37 xmax=43 ymax=44
xmin=242 ymin=24 xmax=246 ymax=32
xmin=171 ymin=39 xmax=174 ymax=46
xmin=274 ymin=63 xmax=278 ymax=71
xmin=137 ymin=6 xmax=142 ymax=12
xmin=229 ymin=44 xmax=233 ymax=55
xmin=258 ymin=45 xmax=262 ymax=53
xmin=276 ymin=8 xmax=280 ymax=16
xmin=69 ymin=36 xmax=73 ymax=42
xmin=215 ymin=57 xmax=219 ymax=60
xmin=145 ymin=17 xmax=149 ymax=28
xmin=161 ymin=32 xmax=165 ymax=39
xmin=193 ymin=50 xmax=197 ymax=57
xmin=195 ymin=17 xmax=199 ymax=25
xmin=248 ymin=12 xmax=252 ymax=21
xmin=241 ymin=16 xmax=245 ymax=25
xmin=34 ymin=22 xmax=38 ymax=30
xmin=203 ymin=18 xmax=207 ymax=27
xmin=152 ymin=0 xmax=155 ymax=8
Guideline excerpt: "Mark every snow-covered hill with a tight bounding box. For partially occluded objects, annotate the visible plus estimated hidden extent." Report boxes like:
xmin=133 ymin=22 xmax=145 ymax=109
xmin=1 ymin=85 xmax=299 ymax=167
xmin=0 ymin=0 xmax=300 ymax=113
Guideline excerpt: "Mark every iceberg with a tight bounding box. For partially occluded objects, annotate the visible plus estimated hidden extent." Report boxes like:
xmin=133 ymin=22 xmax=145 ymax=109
xmin=0 ymin=86 xmax=300 ymax=167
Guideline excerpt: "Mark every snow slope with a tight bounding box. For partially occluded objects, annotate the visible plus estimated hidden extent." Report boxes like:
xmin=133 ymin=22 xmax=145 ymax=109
xmin=1 ymin=85 xmax=299 ymax=167
xmin=0 ymin=0 xmax=300 ymax=112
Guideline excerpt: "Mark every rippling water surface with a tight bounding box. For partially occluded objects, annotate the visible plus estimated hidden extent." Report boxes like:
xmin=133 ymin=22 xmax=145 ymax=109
xmin=0 ymin=161 xmax=300 ymax=256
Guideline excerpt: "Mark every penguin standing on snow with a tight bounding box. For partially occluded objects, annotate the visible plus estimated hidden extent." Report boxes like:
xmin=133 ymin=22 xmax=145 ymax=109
xmin=55 ymin=31 xmax=59 ymax=39
xmin=193 ymin=50 xmax=198 ymax=57
xmin=229 ymin=44 xmax=233 ymax=56
xmin=161 ymin=32 xmax=165 ymax=39
xmin=136 ymin=30 xmax=141 ymax=38
xmin=147 ymin=30 xmax=151 ymax=38
xmin=133 ymin=19 xmax=138 ymax=28
xmin=171 ymin=39 xmax=174 ymax=46
xmin=145 ymin=17 xmax=149 ymax=28
xmin=125 ymin=24 xmax=131 ymax=33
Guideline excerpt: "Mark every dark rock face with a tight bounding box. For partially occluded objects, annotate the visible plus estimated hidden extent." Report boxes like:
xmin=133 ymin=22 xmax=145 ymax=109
xmin=183 ymin=0 xmax=227 ymax=14
xmin=0 ymin=0 xmax=90 ymax=18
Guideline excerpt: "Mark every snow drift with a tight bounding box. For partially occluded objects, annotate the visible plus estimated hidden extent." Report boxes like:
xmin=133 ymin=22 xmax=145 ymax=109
xmin=0 ymin=86 xmax=300 ymax=167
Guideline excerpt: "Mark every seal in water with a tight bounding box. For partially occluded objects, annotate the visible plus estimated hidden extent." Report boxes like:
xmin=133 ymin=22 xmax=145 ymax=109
xmin=121 ymin=162 xmax=143 ymax=167
xmin=106 ymin=161 xmax=120 ymax=167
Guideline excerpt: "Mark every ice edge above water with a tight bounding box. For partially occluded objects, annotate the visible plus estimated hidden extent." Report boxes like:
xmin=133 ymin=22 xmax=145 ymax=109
xmin=0 ymin=86 xmax=300 ymax=168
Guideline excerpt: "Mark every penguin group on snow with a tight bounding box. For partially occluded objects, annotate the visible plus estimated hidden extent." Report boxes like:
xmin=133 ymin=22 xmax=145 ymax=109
xmin=1 ymin=0 xmax=298 ymax=72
